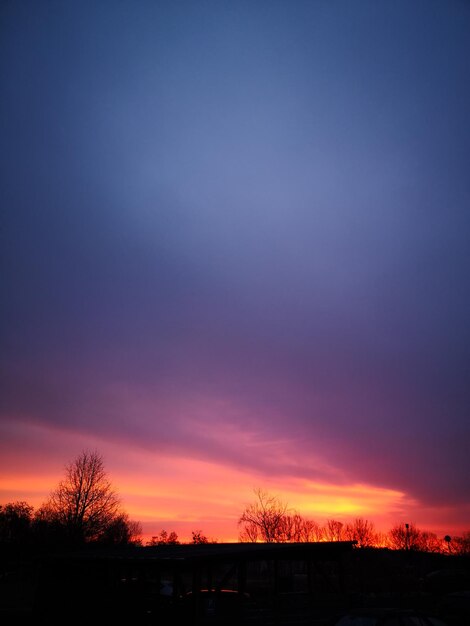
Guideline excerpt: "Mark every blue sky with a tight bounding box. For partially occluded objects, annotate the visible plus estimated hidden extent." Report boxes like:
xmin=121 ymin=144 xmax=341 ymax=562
xmin=1 ymin=0 xmax=469 ymax=537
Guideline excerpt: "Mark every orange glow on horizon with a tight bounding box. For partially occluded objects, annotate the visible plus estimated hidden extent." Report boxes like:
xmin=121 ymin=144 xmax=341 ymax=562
xmin=1 ymin=418 xmax=467 ymax=543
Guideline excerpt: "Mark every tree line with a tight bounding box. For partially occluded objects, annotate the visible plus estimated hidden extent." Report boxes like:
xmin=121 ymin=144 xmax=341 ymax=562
xmin=0 ymin=450 xmax=217 ymax=549
xmin=1 ymin=454 xmax=469 ymax=554
xmin=236 ymin=488 xmax=470 ymax=555
xmin=0 ymin=451 xmax=142 ymax=548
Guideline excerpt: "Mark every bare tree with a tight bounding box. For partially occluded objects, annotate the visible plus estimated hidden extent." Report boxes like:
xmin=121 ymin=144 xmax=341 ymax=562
xmin=238 ymin=519 xmax=260 ymax=543
xmin=147 ymin=530 xmax=180 ymax=545
xmin=388 ymin=522 xmax=423 ymax=551
xmin=324 ymin=519 xmax=345 ymax=542
xmin=100 ymin=513 xmax=142 ymax=545
xmin=418 ymin=531 xmax=442 ymax=553
xmin=191 ymin=530 xmax=210 ymax=544
xmin=452 ymin=531 xmax=470 ymax=555
xmin=277 ymin=513 xmax=305 ymax=542
xmin=190 ymin=530 xmax=218 ymax=544
xmin=45 ymin=450 xmax=121 ymax=542
xmin=299 ymin=518 xmax=324 ymax=542
xmin=344 ymin=518 xmax=377 ymax=548
xmin=238 ymin=488 xmax=289 ymax=543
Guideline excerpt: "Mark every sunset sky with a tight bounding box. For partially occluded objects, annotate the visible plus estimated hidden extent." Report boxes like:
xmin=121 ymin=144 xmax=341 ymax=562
xmin=1 ymin=0 xmax=469 ymax=543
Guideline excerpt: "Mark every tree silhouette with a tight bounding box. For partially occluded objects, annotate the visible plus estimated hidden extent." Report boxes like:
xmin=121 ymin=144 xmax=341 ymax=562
xmin=298 ymin=518 xmax=324 ymax=542
xmin=147 ymin=529 xmax=180 ymax=545
xmin=452 ymin=531 xmax=470 ymax=555
xmin=325 ymin=519 xmax=345 ymax=542
xmin=44 ymin=450 xmax=122 ymax=543
xmin=100 ymin=513 xmax=142 ymax=545
xmin=345 ymin=518 xmax=377 ymax=547
xmin=388 ymin=522 xmax=424 ymax=551
xmin=191 ymin=530 xmax=210 ymax=544
xmin=238 ymin=488 xmax=289 ymax=543
xmin=0 ymin=501 xmax=33 ymax=543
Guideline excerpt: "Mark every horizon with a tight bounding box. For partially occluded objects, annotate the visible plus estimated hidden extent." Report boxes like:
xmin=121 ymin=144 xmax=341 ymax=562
xmin=1 ymin=0 xmax=469 ymax=544
xmin=1 ymin=441 xmax=467 ymax=545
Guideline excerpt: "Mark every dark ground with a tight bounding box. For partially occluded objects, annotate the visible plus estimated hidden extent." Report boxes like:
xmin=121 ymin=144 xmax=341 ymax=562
xmin=1 ymin=544 xmax=469 ymax=625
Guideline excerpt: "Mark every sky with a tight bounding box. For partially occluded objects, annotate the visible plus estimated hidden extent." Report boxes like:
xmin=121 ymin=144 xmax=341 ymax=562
xmin=1 ymin=0 xmax=470 ymax=543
